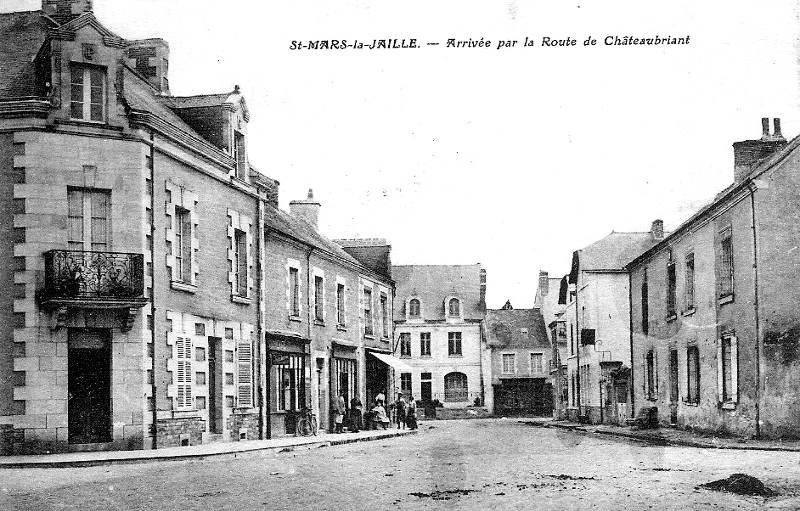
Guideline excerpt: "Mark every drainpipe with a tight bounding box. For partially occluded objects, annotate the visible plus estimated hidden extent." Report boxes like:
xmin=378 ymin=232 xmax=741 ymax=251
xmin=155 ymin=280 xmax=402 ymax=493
xmin=256 ymin=201 xmax=265 ymax=439
xmin=628 ymin=270 xmax=635 ymax=419
xmin=575 ymin=280 xmax=581 ymax=415
xmin=749 ymin=184 xmax=762 ymax=439
xmin=149 ymin=133 xmax=158 ymax=450
xmin=306 ymin=247 xmax=313 ymax=412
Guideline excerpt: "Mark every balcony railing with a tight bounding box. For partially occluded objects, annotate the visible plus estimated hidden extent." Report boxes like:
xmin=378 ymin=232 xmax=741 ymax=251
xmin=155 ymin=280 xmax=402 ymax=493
xmin=40 ymin=249 xmax=145 ymax=304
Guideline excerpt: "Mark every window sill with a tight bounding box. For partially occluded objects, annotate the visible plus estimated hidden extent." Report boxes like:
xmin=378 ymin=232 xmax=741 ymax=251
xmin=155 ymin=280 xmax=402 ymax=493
xmin=314 ymin=319 xmax=325 ymax=327
xmin=718 ymin=293 xmax=734 ymax=306
xmin=231 ymin=295 xmax=251 ymax=305
xmin=448 ymin=354 xmax=463 ymax=358
xmin=363 ymin=334 xmax=375 ymax=340
xmin=721 ymin=401 xmax=737 ymax=410
xmin=337 ymin=324 xmax=347 ymax=332
xmin=288 ymin=315 xmax=302 ymax=323
xmin=666 ymin=313 xmax=677 ymax=323
xmin=400 ymin=355 xmax=411 ymax=359
xmin=683 ymin=401 xmax=699 ymax=407
xmin=171 ymin=281 xmax=197 ymax=294
xmin=681 ymin=308 xmax=696 ymax=317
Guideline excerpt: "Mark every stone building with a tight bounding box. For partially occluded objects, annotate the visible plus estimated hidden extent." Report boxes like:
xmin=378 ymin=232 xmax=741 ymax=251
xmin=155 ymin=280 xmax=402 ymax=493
xmin=0 ymin=1 xmax=393 ymax=454
xmin=627 ymin=118 xmax=800 ymax=439
xmin=564 ymin=226 xmax=662 ymax=424
xmin=535 ymin=272 xmax=569 ymax=419
xmin=485 ymin=301 xmax=552 ymax=416
xmin=392 ymin=265 xmax=487 ymax=415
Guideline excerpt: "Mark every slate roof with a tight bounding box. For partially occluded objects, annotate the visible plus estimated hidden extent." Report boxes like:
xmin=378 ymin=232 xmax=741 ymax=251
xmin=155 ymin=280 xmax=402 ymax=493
xmin=333 ymin=239 xmax=392 ymax=280
xmin=0 ymin=11 xmax=50 ymax=98
xmin=573 ymin=231 xmax=665 ymax=276
xmin=392 ymin=264 xmax=485 ymax=321
xmin=262 ymin=204 xmax=362 ymax=267
xmin=167 ymin=94 xmax=235 ymax=109
xmin=485 ymin=308 xmax=550 ymax=349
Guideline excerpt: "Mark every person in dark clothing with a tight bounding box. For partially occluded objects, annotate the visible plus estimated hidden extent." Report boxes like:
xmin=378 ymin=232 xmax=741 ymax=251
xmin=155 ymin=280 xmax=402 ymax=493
xmin=406 ymin=395 xmax=418 ymax=430
xmin=350 ymin=396 xmax=363 ymax=433
xmin=394 ymin=393 xmax=407 ymax=429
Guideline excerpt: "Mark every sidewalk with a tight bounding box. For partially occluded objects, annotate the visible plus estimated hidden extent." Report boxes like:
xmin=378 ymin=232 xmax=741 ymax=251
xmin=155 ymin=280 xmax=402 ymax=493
xmin=0 ymin=428 xmax=417 ymax=469
xmin=522 ymin=417 xmax=800 ymax=452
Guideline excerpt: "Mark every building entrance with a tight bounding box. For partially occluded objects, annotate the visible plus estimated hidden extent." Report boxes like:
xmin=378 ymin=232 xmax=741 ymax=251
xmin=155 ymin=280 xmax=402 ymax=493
xmin=68 ymin=328 xmax=112 ymax=444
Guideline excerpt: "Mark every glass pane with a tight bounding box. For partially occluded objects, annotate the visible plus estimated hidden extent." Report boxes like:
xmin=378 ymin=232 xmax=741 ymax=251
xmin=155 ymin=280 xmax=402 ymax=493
xmin=70 ymin=101 xmax=84 ymax=119
xmin=90 ymin=105 xmax=103 ymax=122
xmin=89 ymin=68 xmax=103 ymax=87
xmin=91 ymin=192 xmax=108 ymax=218
xmin=91 ymin=218 xmax=106 ymax=244
xmin=71 ymin=83 xmax=83 ymax=102
xmin=70 ymin=67 xmax=83 ymax=86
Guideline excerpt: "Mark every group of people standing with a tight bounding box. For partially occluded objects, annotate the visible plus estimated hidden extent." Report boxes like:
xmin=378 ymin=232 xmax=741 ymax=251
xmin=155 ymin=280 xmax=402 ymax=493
xmin=331 ymin=392 xmax=418 ymax=433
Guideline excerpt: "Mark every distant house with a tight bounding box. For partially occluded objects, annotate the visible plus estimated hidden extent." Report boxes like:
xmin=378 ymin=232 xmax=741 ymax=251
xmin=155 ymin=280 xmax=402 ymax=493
xmin=485 ymin=301 xmax=552 ymax=416
xmin=392 ymin=265 xmax=486 ymax=411
xmin=627 ymin=118 xmax=800 ymax=438
xmin=565 ymin=224 xmax=663 ymax=424
xmin=535 ymin=272 xmax=569 ymax=419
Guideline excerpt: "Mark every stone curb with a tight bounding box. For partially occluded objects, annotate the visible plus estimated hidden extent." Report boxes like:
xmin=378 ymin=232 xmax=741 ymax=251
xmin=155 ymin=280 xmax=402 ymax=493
xmin=523 ymin=420 xmax=800 ymax=452
xmin=0 ymin=430 xmax=417 ymax=469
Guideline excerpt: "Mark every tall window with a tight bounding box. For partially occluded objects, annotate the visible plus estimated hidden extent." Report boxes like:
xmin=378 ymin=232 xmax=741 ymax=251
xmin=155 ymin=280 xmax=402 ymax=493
xmin=234 ymin=229 xmax=247 ymax=296
xmin=531 ymin=353 xmax=543 ymax=374
xmin=336 ymin=283 xmax=346 ymax=326
xmin=399 ymin=333 xmax=411 ymax=357
xmin=363 ymin=288 xmax=373 ymax=336
xmin=314 ymin=276 xmax=324 ymax=321
xmin=381 ymin=294 xmax=389 ymax=338
xmin=174 ymin=207 xmax=192 ymax=283
xmin=420 ymin=332 xmax=431 ymax=356
xmin=646 ymin=350 xmax=656 ymax=400
xmin=502 ymin=353 xmax=516 ymax=374
xmin=233 ymin=131 xmax=246 ymax=180
xmin=70 ymin=66 xmax=105 ymax=121
xmin=289 ymin=267 xmax=300 ymax=316
xmin=687 ymin=345 xmax=700 ymax=404
xmin=685 ymin=252 xmax=695 ymax=311
xmin=409 ymin=298 xmax=420 ymax=318
xmin=67 ymin=188 xmax=110 ymax=251
xmin=448 ymin=332 xmax=462 ymax=356
xmin=667 ymin=256 xmax=677 ymax=317
xmin=641 ymin=269 xmax=649 ymax=335
xmin=444 ymin=372 xmax=468 ymax=402
xmin=719 ymin=230 xmax=734 ymax=298
xmin=400 ymin=373 xmax=412 ymax=399
xmin=719 ymin=335 xmax=738 ymax=403
xmin=448 ymin=298 xmax=460 ymax=316
xmin=275 ymin=353 xmax=304 ymax=411
xmin=569 ymin=324 xmax=574 ymax=355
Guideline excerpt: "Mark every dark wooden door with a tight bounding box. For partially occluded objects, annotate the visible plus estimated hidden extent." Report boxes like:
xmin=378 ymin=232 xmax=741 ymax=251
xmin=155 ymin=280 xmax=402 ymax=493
xmin=68 ymin=329 xmax=111 ymax=444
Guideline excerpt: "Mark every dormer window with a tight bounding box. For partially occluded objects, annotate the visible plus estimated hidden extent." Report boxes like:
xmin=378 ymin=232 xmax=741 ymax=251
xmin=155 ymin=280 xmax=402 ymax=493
xmin=233 ymin=130 xmax=246 ymax=180
xmin=70 ymin=65 xmax=105 ymax=122
xmin=409 ymin=298 xmax=421 ymax=318
xmin=448 ymin=298 xmax=461 ymax=317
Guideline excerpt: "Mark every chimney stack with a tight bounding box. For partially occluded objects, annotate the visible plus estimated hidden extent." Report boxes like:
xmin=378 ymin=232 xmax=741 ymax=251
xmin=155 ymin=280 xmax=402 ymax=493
xmin=479 ymin=267 xmax=487 ymax=313
xmin=538 ymin=271 xmax=549 ymax=296
xmin=733 ymin=117 xmax=787 ymax=183
xmin=650 ymin=219 xmax=664 ymax=241
xmin=43 ymin=0 xmax=93 ymax=24
xmin=289 ymin=188 xmax=321 ymax=228
xmin=125 ymin=39 xmax=170 ymax=94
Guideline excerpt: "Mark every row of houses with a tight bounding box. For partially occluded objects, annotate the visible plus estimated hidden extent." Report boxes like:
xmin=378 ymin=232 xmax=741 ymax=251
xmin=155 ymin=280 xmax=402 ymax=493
xmin=539 ymin=117 xmax=800 ymax=439
xmin=0 ymin=2 xmax=407 ymax=454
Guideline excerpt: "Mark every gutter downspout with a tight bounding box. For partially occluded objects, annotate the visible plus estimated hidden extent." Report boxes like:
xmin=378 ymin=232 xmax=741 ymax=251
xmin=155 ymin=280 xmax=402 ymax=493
xmin=263 ymin=228 xmax=273 ymax=439
xmin=749 ymin=184 xmax=762 ymax=439
xmin=149 ymin=133 xmax=158 ymax=450
xmin=306 ymin=247 xmax=314 ymax=413
xmin=575 ymin=278 xmax=581 ymax=415
xmin=628 ymin=271 xmax=635 ymax=419
xmin=256 ymin=201 xmax=265 ymax=439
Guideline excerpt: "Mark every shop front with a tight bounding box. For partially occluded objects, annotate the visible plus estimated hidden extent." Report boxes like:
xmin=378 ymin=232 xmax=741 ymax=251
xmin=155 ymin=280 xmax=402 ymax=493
xmin=331 ymin=342 xmax=358 ymax=430
xmin=266 ymin=332 xmax=311 ymax=437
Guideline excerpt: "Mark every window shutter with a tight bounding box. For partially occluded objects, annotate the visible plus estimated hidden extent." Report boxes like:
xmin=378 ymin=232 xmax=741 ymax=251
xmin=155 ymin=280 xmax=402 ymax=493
xmin=716 ymin=338 xmax=723 ymax=403
xmin=730 ymin=336 xmax=738 ymax=403
xmin=654 ymin=349 xmax=659 ymax=397
xmin=175 ymin=335 xmax=193 ymax=410
xmin=237 ymin=339 xmax=253 ymax=408
xmin=641 ymin=353 xmax=647 ymax=391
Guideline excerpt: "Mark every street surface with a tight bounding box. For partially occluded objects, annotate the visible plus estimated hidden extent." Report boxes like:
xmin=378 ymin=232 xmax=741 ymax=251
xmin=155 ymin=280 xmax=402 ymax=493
xmin=3 ymin=418 xmax=800 ymax=510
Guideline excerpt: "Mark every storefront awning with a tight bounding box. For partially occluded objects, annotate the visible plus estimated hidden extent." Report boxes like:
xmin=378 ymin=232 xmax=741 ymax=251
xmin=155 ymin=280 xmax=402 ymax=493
xmin=369 ymin=351 xmax=413 ymax=372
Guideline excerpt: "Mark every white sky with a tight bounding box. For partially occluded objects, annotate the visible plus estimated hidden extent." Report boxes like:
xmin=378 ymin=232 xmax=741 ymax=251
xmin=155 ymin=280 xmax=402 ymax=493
xmin=5 ymin=0 xmax=800 ymax=308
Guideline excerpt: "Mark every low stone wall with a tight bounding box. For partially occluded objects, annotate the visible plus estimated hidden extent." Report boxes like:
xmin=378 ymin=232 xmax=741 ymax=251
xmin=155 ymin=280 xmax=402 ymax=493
xmin=227 ymin=411 xmax=260 ymax=441
xmin=434 ymin=407 xmax=491 ymax=420
xmin=156 ymin=417 xmax=205 ymax=447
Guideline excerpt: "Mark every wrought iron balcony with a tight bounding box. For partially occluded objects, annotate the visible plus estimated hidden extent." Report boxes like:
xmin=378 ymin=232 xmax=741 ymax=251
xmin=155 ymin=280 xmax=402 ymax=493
xmin=39 ymin=249 xmax=147 ymax=309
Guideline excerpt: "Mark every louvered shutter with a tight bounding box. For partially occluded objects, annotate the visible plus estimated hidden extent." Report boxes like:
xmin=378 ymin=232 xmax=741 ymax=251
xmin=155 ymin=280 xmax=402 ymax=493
xmin=730 ymin=336 xmax=738 ymax=403
xmin=642 ymin=353 xmax=647 ymax=392
xmin=716 ymin=338 xmax=724 ymax=403
xmin=237 ymin=339 xmax=253 ymax=408
xmin=175 ymin=335 xmax=193 ymax=410
xmin=653 ymin=349 xmax=659 ymax=398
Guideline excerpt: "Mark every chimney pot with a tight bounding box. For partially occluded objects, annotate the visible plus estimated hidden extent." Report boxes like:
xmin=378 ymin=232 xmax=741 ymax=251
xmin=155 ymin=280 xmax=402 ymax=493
xmin=650 ymin=219 xmax=664 ymax=240
xmin=538 ymin=271 xmax=549 ymax=296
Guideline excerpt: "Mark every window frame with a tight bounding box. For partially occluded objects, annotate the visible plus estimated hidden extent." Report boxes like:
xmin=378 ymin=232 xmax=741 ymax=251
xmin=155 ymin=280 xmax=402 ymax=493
xmin=70 ymin=64 xmax=106 ymax=122
xmin=718 ymin=229 xmax=735 ymax=300
xmin=363 ymin=287 xmax=374 ymax=336
xmin=448 ymin=297 xmax=461 ymax=317
xmin=666 ymin=255 xmax=677 ymax=318
xmin=233 ymin=228 xmax=248 ymax=297
xmin=408 ymin=298 xmax=421 ymax=318
xmin=448 ymin=331 xmax=462 ymax=356
xmin=501 ymin=353 xmax=516 ymax=374
xmin=686 ymin=345 xmax=700 ymax=404
xmin=444 ymin=372 xmax=468 ymax=403
xmin=289 ymin=267 xmax=300 ymax=317
xmin=718 ymin=334 xmax=738 ymax=406
xmin=684 ymin=252 xmax=695 ymax=312
xmin=336 ymin=282 xmax=346 ymax=327
xmin=174 ymin=206 xmax=192 ymax=283
xmin=380 ymin=293 xmax=389 ymax=338
xmin=314 ymin=275 xmax=325 ymax=322
xmin=420 ymin=332 xmax=431 ymax=357
xmin=641 ymin=268 xmax=649 ymax=335
xmin=530 ymin=352 xmax=544 ymax=374
xmin=399 ymin=333 xmax=411 ymax=358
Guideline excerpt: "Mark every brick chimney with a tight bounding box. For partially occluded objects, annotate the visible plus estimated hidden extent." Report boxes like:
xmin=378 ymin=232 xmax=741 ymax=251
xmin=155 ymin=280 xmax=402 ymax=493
xmin=650 ymin=219 xmax=664 ymax=241
xmin=125 ymin=39 xmax=170 ymax=94
xmin=538 ymin=271 xmax=549 ymax=296
xmin=733 ymin=118 xmax=787 ymax=183
xmin=479 ymin=267 xmax=487 ymax=313
xmin=289 ymin=189 xmax=321 ymax=228
xmin=43 ymin=0 xmax=93 ymax=24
